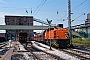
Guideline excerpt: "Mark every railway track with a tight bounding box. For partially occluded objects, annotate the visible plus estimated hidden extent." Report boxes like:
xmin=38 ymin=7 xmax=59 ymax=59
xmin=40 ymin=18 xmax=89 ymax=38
xmin=0 ymin=41 xmax=10 ymax=60
xmin=0 ymin=41 xmax=8 ymax=48
xmin=74 ymin=45 xmax=90 ymax=52
xmin=33 ymin=41 xmax=90 ymax=60
xmin=59 ymin=48 xmax=90 ymax=60
xmin=23 ymin=43 xmax=62 ymax=60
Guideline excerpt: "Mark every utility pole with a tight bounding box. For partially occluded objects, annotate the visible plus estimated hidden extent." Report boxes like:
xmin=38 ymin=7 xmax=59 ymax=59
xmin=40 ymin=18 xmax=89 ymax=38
xmin=68 ymin=0 xmax=72 ymax=43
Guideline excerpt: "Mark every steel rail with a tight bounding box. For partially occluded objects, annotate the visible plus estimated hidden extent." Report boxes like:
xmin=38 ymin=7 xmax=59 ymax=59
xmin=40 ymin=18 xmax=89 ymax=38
xmin=59 ymin=49 xmax=90 ymax=60
xmin=32 ymin=45 xmax=63 ymax=60
xmin=68 ymin=49 xmax=90 ymax=55
xmin=23 ymin=45 xmax=41 ymax=60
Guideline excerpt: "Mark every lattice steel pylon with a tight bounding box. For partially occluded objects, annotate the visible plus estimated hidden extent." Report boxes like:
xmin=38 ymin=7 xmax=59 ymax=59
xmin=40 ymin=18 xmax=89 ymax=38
xmin=33 ymin=18 xmax=56 ymax=26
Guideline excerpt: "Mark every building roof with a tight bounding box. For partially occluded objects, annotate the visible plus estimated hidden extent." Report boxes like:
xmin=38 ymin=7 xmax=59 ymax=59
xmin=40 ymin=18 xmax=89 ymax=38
xmin=5 ymin=15 xmax=33 ymax=18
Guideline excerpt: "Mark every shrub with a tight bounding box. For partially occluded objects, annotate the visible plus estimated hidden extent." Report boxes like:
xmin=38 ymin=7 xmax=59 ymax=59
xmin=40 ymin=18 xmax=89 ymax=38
xmin=72 ymin=38 xmax=90 ymax=46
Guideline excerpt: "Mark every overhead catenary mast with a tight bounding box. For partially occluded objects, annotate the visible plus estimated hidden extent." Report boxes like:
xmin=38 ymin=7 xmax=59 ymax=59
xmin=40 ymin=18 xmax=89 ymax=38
xmin=68 ymin=0 xmax=72 ymax=43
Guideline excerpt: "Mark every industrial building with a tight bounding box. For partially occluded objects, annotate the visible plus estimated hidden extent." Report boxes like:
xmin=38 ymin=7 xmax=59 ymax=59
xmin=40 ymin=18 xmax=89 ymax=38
xmin=87 ymin=13 xmax=90 ymax=22
xmin=5 ymin=15 xmax=33 ymax=40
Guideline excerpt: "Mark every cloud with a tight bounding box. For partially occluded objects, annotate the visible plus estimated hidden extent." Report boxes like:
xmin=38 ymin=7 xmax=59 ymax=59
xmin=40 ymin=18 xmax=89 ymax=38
xmin=0 ymin=12 xmax=5 ymax=18
xmin=0 ymin=12 xmax=6 ymax=25
xmin=0 ymin=12 xmax=5 ymax=33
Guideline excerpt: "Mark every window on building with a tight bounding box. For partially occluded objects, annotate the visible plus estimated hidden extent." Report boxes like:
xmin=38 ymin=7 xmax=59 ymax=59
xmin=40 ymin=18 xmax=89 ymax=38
xmin=28 ymin=23 xmax=33 ymax=25
xmin=12 ymin=19 xmax=15 ymax=21
xmin=19 ymin=18 xmax=22 ymax=22
xmin=7 ymin=18 xmax=9 ymax=22
xmin=8 ymin=23 xmax=10 ymax=25
xmin=24 ymin=18 xmax=27 ymax=22
xmin=29 ymin=20 xmax=33 ymax=22
xmin=28 ymin=23 xmax=29 ymax=25
xmin=18 ymin=22 xmax=23 ymax=25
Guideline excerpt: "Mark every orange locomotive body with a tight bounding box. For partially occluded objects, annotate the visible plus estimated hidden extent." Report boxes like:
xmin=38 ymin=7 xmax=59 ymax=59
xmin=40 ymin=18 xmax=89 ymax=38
xmin=44 ymin=27 xmax=70 ymax=47
xmin=31 ymin=27 xmax=70 ymax=47
xmin=45 ymin=27 xmax=69 ymax=40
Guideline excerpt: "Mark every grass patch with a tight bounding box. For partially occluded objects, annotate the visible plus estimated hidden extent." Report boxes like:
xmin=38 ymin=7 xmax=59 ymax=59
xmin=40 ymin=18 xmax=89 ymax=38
xmin=72 ymin=38 xmax=90 ymax=46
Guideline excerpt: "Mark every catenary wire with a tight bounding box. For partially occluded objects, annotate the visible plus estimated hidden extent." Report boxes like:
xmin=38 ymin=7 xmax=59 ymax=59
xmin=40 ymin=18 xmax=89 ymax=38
xmin=59 ymin=0 xmax=88 ymax=21
xmin=33 ymin=0 xmax=45 ymax=15
xmin=34 ymin=0 xmax=47 ymax=16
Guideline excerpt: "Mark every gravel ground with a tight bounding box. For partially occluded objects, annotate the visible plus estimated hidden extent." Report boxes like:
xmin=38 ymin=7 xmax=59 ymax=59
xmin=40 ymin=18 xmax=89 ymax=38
xmin=11 ymin=53 xmax=26 ymax=60
xmin=23 ymin=52 xmax=37 ymax=60
xmin=32 ymin=41 xmax=80 ymax=60
xmin=0 ymin=48 xmax=9 ymax=58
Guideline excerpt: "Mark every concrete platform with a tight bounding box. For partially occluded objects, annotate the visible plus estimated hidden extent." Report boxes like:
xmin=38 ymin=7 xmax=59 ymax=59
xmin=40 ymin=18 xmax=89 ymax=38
xmin=3 ymin=48 xmax=14 ymax=60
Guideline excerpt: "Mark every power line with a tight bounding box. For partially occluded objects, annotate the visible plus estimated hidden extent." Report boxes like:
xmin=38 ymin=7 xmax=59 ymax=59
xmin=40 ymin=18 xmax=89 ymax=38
xmin=59 ymin=0 xmax=88 ymax=21
xmin=73 ymin=13 xmax=85 ymax=20
xmin=33 ymin=0 xmax=57 ymax=13
xmin=72 ymin=13 xmax=85 ymax=22
xmin=0 ymin=0 xmax=46 ymax=15
xmin=34 ymin=0 xmax=47 ymax=16
xmin=45 ymin=0 xmax=55 ymax=4
xmin=72 ymin=19 xmax=86 ymax=21
xmin=0 ymin=0 xmax=55 ymax=11
xmin=59 ymin=14 xmax=67 ymax=20
xmin=33 ymin=0 xmax=45 ymax=15
xmin=72 ymin=0 xmax=87 ymax=11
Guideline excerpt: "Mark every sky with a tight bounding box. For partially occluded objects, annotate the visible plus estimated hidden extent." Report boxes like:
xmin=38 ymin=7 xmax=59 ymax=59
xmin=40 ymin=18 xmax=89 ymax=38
xmin=0 ymin=0 xmax=90 ymax=33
